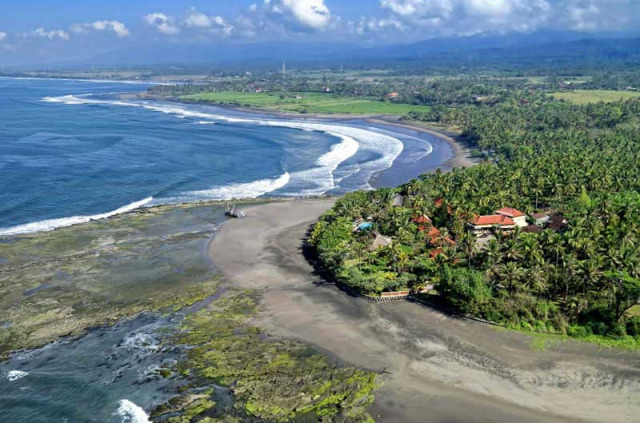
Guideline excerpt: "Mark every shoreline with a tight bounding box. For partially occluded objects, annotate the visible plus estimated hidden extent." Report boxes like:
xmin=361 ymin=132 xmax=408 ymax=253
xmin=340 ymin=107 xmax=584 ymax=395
xmin=121 ymin=91 xmax=479 ymax=173
xmin=3 ymin=89 xmax=476 ymax=238
xmin=366 ymin=116 xmax=480 ymax=169
xmin=209 ymin=199 xmax=640 ymax=423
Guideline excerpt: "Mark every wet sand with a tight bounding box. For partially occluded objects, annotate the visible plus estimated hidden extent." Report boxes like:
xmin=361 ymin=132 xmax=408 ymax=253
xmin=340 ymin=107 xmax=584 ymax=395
xmin=209 ymin=199 xmax=640 ymax=423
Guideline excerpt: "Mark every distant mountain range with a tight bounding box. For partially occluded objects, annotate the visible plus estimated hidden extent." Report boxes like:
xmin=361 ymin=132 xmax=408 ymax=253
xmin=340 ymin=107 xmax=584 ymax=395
xmin=10 ymin=31 xmax=640 ymax=71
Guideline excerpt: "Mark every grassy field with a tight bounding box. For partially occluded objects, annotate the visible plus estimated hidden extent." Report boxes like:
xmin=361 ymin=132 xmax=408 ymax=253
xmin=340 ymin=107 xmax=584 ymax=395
xmin=551 ymin=90 xmax=640 ymax=104
xmin=182 ymin=91 xmax=432 ymax=115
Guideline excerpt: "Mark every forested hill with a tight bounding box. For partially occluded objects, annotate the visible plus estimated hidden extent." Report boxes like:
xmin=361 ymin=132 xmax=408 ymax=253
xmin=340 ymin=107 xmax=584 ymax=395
xmin=309 ymin=96 xmax=640 ymax=348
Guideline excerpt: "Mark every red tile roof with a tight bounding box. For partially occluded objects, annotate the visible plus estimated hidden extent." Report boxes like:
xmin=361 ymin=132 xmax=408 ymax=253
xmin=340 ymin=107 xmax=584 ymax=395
xmin=425 ymin=226 xmax=456 ymax=246
xmin=495 ymin=207 xmax=525 ymax=218
xmin=434 ymin=198 xmax=453 ymax=214
xmin=471 ymin=215 xmax=516 ymax=226
xmin=430 ymin=248 xmax=445 ymax=259
xmin=412 ymin=215 xmax=432 ymax=224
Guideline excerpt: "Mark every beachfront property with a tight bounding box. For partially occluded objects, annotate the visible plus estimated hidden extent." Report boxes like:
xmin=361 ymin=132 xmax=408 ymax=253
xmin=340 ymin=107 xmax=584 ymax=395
xmin=495 ymin=207 xmax=528 ymax=227
xmin=370 ymin=231 xmax=393 ymax=251
xmin=391 ymin=194 xmax=405 ymax=207
xmin=468 ymin=214 xmax=517 ymax=236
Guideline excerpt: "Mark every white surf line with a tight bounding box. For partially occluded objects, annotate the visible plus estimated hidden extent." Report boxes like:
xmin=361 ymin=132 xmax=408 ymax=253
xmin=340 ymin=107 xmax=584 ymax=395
xmin=164 ymin=172 xmax=291 ymax=203
xmin=116 ymin=400 xmax=151 ymax=423
xmin=7 ymin=370 xmax=29 ymax=382
xmin=0 ymin=197 xmax=153 ymax=236
xmin=2 ymin=76 xmax=171 ymax=85
xmin=364 ymin=125 xmax=434 ymax=161
xmin=42 ymin=95 xmax=405 ymax=195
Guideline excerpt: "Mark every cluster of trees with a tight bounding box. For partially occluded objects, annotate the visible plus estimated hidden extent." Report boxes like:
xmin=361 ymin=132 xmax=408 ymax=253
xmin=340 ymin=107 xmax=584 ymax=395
xmin=310 ymin=97 xmax=640 ymax=344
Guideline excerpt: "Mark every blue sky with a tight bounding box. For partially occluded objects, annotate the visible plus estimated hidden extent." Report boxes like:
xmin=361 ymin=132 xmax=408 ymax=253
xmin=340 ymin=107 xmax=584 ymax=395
xmin=1 ymin=1 xmax=639 ymax=66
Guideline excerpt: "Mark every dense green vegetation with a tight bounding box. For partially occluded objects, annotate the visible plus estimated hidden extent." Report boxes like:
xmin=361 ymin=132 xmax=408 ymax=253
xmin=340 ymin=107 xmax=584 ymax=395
xmin=182 ymin=91 xmax=431 ymax=115
xmin=309 ymin=96 xmax=640 ymax=348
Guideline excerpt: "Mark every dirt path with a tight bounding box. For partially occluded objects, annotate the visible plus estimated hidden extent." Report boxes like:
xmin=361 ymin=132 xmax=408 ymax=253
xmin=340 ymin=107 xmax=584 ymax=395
xmin=209 ymin=199 xmax=640 ymax=423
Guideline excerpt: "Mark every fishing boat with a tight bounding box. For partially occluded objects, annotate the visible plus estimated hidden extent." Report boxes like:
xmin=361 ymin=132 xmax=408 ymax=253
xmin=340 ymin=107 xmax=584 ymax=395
xmin=224 ymin=203 xmax=245 ymax=219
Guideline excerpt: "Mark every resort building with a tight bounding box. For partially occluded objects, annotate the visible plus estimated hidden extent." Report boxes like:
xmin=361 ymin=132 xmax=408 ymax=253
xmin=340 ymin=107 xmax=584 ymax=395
xmin=412 ymin=215 xmax=432 ymax=232
xmin=530 ymin=212 xmax=550 ymax=227
xmin=370 ymin=231 xmax=393 ymax=251
xmin=391 ymin=194 xmax=405 ymax=207
xmin=468 ymin=214 xmax=517 ymax=236
xmin=495 ymin=208 xmax=528 ymax=227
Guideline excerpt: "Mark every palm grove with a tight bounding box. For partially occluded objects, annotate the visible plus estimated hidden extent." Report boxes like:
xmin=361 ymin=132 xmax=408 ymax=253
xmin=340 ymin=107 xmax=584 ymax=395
xmin=310 ymin=95 xmax=640 ymax=347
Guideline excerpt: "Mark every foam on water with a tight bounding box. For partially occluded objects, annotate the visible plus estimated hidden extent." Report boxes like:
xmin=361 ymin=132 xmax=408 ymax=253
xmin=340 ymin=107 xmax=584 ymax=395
xmin=168 ymin=172 xmax=291 ymax=203
xmin=42 ymin=95 xmax=405 ymax=195
xmin=116 ymin=400 xmax=151 ymax=423
xmin=0 ymin=197 xmax=153 ymax=236
xmin=7 ymin=370 xmax=29 ymax=382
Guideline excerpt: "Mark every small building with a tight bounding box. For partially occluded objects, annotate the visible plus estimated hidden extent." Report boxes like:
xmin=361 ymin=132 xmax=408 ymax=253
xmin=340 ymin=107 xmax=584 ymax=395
xmin=530 ymin=212 xmax=550 ymax=227
xmin=370 ymin=232 xmax=392 ymax=251
xmin=430 ymin=247 xmax=446 ymax=260
xmin=495 ymin=208 xmax=527 ymax=227
xmin=434 ymin=197 xmax=453 ymax=215
xmin=412 ymin=215 xmax=431 ymax=232
xmin=522 ymin=225 xmax=543 ymax=234
xmin=548 ymin=214 xmax=569 ymax=233
xmin=468 ymin=215 xmax=517 ymax=236
xmin=425 ymin=226 xmax=456 ymax=247
xmin=391 ymin=194 xmax=405 ymax=207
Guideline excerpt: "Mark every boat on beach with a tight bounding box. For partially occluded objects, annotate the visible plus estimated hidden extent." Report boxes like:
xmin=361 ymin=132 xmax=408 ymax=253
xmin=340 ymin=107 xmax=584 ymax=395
xmin=224 ymin=204 xmax=245 ymax=219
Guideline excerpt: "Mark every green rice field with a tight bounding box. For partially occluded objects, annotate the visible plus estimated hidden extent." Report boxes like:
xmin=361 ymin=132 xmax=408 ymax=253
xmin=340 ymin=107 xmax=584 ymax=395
xmin=182 ymin=91 xmax=432 ymax=115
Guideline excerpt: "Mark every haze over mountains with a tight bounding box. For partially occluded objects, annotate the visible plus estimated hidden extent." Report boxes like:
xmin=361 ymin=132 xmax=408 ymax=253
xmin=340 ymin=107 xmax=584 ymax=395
xmin=3 ymin=31 xmax=639 ymax=71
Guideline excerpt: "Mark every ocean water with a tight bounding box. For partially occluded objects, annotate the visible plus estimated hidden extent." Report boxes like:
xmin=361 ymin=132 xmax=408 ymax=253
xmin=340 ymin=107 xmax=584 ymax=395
xmin=0 ymin=77 xmax=448 ymax=236
xmin=0 ymin=314 xmax=185 ymax=423
xmin=0 ymin=78 xmax=454 ymax=422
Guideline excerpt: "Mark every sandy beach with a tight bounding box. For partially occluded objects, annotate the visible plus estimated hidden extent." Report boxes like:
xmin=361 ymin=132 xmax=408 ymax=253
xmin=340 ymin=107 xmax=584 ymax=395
xmin=210 ymin=199 xmax=640 ymax=423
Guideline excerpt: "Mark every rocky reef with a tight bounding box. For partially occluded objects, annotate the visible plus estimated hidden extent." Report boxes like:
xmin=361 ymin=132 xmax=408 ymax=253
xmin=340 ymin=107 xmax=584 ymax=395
xmin=0 ymin=203 xmax=224 ymax=360
xmin=151 ymin=291 xmax=379 ymax=423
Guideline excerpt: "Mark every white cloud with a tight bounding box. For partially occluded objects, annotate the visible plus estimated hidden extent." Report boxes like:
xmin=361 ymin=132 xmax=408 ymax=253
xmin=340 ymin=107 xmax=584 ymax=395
xmin=183 ymin=8 xmax=235 ymax=35
xmin=266 ymin=0 xmax=332 ymax=30
xmin=32 ymin=28 xmax=70 ymax=41
xmin=144 ymin=13 xmax=180 ymax=35
xmin=0 ymin=32 xmax=6 ymax=42
xmin=71 ymin=20 xmax=130 ymax=38
xmin=376 ymin=0 xmax=640 ymax=38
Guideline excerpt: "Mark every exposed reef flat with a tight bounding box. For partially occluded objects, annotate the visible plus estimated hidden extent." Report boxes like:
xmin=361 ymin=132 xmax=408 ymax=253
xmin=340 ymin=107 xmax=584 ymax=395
xmin=152 ymin=290 xmax=378 ymax=423
xmin=0 ymin=202 xmax=226 ymax=359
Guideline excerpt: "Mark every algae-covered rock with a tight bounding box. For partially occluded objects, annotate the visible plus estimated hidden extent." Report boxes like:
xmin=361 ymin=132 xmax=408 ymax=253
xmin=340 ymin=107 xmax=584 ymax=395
xmin=0 ymin=203 xmax=225 ymax=360
xmin=153 ymin=291 xmax=379 ymax=423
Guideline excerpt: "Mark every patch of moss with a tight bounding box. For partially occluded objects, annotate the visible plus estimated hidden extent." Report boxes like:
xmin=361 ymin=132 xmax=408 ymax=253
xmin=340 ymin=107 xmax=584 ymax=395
xmin=153 ymin=291 xmax=380 ymax=422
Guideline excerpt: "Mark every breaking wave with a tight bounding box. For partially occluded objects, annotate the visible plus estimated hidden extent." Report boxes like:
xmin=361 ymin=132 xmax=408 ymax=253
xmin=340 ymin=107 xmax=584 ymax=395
xmin=42 ymin=95 xmax=404 ymax=195
xmin=167 ymin=172 xmax=291 ymax=203
xmin=7 ymin=370 xmax=29 ymax=382
xmin=0 ymin=197 xmax=153 ymax=236
xmin=116 ymin=400 xmax=151 ymax=423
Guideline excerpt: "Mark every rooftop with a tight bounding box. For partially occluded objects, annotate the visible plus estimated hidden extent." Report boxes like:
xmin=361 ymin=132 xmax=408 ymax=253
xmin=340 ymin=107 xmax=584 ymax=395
xmin=495 ymin=207 xmax=525 ymax=218
xmin=470 ymin=215 xmax=516 ymax=226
